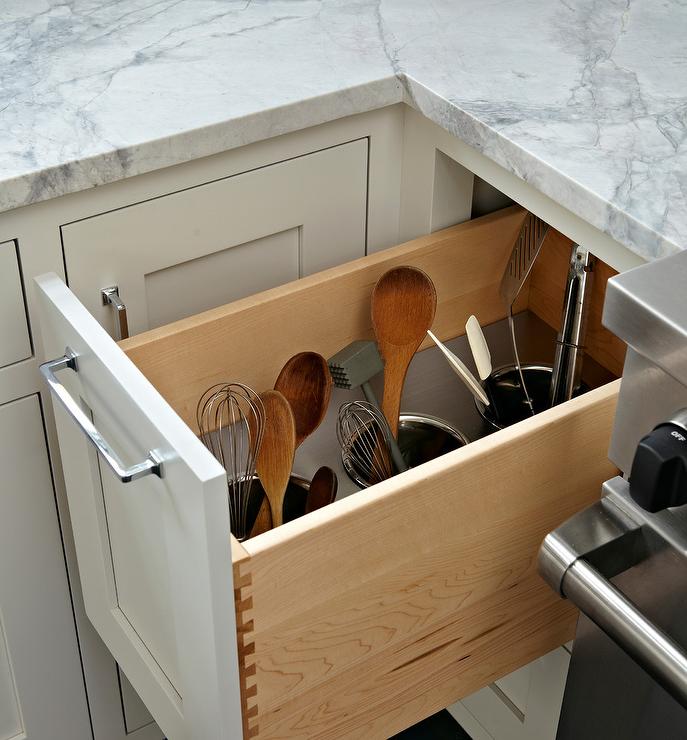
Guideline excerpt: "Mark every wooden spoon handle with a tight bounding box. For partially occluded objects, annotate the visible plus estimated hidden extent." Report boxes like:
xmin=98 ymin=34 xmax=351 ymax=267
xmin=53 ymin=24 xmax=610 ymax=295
xmin=371 ymin=266 xmax=437 ymax=440
xmin=379 ymin=347 xmax=413 ymax=438
xmin=255 ymin=390 xmax=295 ymax=529
xmin=249 ymin=496 xmax=273 ymax=538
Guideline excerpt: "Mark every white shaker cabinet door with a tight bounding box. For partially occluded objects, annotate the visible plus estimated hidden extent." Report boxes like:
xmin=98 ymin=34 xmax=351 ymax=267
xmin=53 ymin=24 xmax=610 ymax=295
xmin=61 ymin=139 xmax=368 ymax=338
xmin=0 ymin=394 xmax=91 ymax=740
xmin=35 ymin=274 xmax=241 ymax=740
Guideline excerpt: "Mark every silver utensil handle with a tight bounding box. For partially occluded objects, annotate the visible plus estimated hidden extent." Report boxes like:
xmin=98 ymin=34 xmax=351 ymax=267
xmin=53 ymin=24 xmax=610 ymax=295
xmin=549 ymin=245 xmax=594 ymax=405
xmin=562 ymin=557 xmax=687 ymax=709
xmin=101 ymin=285 xmax=129 ymax=341
xmin=40 ymin=349 xmax=163 ymax=482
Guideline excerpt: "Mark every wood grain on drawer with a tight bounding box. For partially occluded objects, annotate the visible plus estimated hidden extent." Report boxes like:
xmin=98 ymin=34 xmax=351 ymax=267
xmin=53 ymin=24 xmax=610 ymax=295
xmin=121 ymin=206 xmax=530 ymax=433
xmin=234 ymin=383 xmax=618 ymax=738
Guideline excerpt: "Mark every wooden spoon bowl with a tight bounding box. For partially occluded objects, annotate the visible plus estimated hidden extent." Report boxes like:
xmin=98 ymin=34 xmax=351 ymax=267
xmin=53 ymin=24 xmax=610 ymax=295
xmin=275 ymin=351 xmax=332 ymax=448
xmin=305 ymin=466 xmax=338 ymax=514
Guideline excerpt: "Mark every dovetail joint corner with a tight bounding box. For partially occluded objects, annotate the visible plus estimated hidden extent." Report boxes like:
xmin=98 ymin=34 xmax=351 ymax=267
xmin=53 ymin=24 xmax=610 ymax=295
xmin=234 ymin=560 xmax=259 ymax=739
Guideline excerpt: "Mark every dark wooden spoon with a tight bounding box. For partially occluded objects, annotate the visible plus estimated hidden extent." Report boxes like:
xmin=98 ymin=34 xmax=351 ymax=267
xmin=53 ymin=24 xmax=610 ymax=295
xmin=371 ymin=266 xmax=437 ymax=437
xmin=305 ymin=466 xmax=338 ymax=514
xmin=274 ymin=351 xmax=332 ymax=447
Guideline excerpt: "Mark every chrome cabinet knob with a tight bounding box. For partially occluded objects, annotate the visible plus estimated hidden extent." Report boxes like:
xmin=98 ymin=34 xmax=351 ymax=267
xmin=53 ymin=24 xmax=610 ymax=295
xmin=101 ymin=285 xmax=129 ymax=341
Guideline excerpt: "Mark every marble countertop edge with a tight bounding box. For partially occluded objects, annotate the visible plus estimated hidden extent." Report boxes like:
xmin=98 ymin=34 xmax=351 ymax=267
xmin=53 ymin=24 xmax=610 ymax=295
xmin=0 ymin=75 xmax=405 ymax=215
xmin=405 ymin=76 xmax=682 ymax=264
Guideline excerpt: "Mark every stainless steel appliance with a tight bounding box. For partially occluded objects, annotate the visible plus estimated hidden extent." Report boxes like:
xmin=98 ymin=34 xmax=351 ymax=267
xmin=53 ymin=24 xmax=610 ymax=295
xmin=539 ymin=248 xmax=687 ymax=739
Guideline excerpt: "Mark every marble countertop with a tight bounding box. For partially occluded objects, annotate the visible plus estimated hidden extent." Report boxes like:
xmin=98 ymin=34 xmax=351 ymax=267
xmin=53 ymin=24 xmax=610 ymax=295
xmin=2 ymin=0 xmax=686 ymax=262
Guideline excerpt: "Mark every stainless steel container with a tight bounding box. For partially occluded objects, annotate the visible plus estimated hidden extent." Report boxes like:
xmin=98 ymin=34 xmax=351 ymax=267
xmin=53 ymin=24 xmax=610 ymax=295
xmin=342 ymin=412 xmax=469 ymax=489
xmin=475 ymin=364 xmax=553 ymax=430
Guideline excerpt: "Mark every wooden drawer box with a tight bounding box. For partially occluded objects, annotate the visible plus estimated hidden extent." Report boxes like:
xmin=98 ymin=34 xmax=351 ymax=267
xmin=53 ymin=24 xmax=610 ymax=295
xmin=36 ymin=206 xmax=621 ymax=740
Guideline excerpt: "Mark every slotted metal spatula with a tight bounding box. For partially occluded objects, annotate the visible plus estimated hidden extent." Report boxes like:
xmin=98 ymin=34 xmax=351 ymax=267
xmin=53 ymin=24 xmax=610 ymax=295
xmin=499 ymin=212 xmax=549 ymax=414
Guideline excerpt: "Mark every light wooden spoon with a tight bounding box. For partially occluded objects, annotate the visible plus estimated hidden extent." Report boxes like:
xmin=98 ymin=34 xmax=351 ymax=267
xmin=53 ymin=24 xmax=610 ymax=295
xmin=371 ymin=266 xmax=437 ymax=437
xmin=274 ymin=351 xmax=332 ymax=447
xmin=253 ymin=390 xmax=295 ymax=529
xmin=305 ymin=466 xmax=338 ymax=514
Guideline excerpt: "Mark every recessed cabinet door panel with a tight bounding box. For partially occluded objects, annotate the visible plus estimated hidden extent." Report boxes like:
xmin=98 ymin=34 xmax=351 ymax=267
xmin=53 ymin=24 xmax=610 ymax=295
xmin=119 ymin=668 xmax=158 ymax=735
xmin=0 ymin=394 xmax=91 ymax=739
xmin=61 ymin=140 xmax=368 ymax=338
xmin=143 ymin=228 xmax=299 ymax=330
xmin=449 ymin=647 xmax=571 ymax=740
xmin=0 ymin=610 xmax=22 ymax=740
xmin=0 ymin=240 xmax=32 ymax=368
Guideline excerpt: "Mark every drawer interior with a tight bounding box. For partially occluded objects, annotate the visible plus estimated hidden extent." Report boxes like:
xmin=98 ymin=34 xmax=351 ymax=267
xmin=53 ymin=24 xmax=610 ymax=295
xmin=120 ymin=206 xmax=622 ymax=738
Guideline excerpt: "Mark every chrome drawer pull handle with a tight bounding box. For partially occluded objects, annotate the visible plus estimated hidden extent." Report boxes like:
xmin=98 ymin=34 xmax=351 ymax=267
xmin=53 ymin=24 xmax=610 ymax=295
xmin=40 ymin=348 xmax=163 ymax=482
xmin=101 ymin=285 xmax=129 ymax=341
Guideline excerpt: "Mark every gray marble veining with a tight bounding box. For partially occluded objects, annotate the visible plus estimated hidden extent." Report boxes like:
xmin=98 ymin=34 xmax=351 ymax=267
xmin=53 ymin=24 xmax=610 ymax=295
xmin=1 ymin=0 xmax=686 ymax=262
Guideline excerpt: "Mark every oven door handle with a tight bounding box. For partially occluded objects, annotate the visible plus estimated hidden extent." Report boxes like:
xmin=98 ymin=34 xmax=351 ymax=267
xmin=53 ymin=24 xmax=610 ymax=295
xmin=539 ymin=477 xmax=687 ymax=711
xmin=560 ymin=555 xmax=687 ymax=709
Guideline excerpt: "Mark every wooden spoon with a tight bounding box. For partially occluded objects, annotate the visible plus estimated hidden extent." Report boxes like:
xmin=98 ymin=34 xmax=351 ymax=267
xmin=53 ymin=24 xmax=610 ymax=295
xmin=250 ymin=353 xmax=332 ymax=537
xmin=253 ymin=390 xmax=295 ymax=529
xmin=248 ymin=493 xmax=273 ymax=538
xmin=371 ymin=266 xmax=437 ymax=437
xmin=305 ymin=466 xmax=338 ymax=514
xmin=274 ymin=351 xmax=332 ymax=447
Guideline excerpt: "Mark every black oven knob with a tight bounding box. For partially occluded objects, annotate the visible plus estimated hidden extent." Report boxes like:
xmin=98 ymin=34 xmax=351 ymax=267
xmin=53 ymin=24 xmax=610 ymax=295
xmin=629 ymin=410 xmax=687 ymax=512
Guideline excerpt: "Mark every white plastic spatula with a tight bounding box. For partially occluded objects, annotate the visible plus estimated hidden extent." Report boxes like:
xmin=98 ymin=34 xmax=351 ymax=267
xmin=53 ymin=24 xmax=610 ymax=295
xmin=426 ymin=330 xmax=489 ymax=406
xmin=465 ymin=315 xmax=492 ymax=381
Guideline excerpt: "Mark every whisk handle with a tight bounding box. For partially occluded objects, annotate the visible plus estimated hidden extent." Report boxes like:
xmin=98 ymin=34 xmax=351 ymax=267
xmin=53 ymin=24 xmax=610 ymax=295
xmin=362 ymin=382 xmax=408 ymax=474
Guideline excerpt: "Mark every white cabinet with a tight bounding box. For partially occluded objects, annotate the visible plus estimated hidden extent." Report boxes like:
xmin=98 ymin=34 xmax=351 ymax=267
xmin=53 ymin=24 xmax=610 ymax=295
xmin=0 ymin=394 xmax=91 ymax=739
xmin=0 ymin=240 xmax=32 ymax=368
xmin=33 ymin=203 xmax=621 ymax=740
xmin=61 ymin=139 xmax=368 ymax=338
xmin=448 ymin=646 xmax=571 ymax=740
xmin=0 ymin=109 xmax=392 ymax=740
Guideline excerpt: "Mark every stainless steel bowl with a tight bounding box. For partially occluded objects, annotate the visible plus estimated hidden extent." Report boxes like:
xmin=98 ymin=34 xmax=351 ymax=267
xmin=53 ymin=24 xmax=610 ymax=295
xmin=343 ymin=412 xmax=469 ymax=489
xmin=475 ymin=363 xmax=575 ymax=431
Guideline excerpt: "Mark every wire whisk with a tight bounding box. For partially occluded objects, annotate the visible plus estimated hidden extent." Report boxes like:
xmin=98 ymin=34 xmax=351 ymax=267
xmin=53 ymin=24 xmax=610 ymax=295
xmin=196 ymin=383 xmax=265 ymax=541
xmin=337 ymin=400 xmax=396 ymax=488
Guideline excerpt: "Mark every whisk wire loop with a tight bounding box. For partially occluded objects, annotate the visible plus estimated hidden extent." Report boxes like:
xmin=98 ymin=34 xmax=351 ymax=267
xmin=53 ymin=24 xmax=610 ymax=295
xmin=337 ymin=400 xmax=395 ymax=486
xmin=196 ymin=383 xmax=265 ymax=540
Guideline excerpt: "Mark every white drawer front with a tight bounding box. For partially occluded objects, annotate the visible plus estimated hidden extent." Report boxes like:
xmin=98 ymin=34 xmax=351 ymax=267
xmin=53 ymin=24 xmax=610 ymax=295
xmin=35 ymin=274 xmax=242 ymax=740
xmin=61 ymin=139 xmax=368 ymax=338
xmin=0 ymin=240 xmax=31 ymax=368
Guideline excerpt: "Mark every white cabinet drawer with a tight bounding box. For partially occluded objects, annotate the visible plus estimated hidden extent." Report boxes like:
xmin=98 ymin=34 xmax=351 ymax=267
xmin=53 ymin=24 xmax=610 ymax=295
xmin=0 ymin=240 xmax=32 ymax=368
xmin=36 ymin=206 xmax=621 ymax=740
xmin=61 ymin=139 xmax=368 ymax=338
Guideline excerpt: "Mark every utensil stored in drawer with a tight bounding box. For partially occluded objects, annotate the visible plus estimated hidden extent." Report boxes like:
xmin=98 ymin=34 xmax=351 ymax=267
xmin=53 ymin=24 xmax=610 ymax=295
xmin=36 ymin=206 xmax=622 ymax=740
